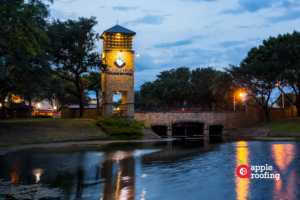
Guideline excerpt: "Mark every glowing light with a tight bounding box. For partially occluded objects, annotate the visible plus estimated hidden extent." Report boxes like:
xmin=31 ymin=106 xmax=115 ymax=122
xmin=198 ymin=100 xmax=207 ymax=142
xmin=117 ymin=107 xmax=119 ymax=110
xmin=53 ymin=106 xmax=57 ymax=110
xmin=12 ymin=95 xmax=21 ymax=103
xmin=271 ymin=144 xmax=296 ymax=199
xmin=136 ymin=53 xmax=140 ymax=57
xmin=33 ymin=168 xmax=43 ymax=183
xmin=235 ymin=141 xmax=250 ymax=200
xmin=0 ymin=103 xmax=1 ymax=107
xmin=276 ymin=83 xmax=279 ymax=87
xmin=37 ymin=103 xmax=40 ymax=108
xmin=239 ymin=93 xmax=243 ymax=97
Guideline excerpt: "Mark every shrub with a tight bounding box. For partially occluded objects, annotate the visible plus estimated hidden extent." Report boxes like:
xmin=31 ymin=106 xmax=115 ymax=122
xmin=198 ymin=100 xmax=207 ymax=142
xmin=94 ymin=117 xmax=149 ymax=139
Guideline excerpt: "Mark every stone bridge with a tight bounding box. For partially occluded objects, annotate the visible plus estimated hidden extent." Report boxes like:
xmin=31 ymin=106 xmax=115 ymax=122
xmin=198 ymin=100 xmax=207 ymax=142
xmin=134 ymin=106 xmax=263 ymax=136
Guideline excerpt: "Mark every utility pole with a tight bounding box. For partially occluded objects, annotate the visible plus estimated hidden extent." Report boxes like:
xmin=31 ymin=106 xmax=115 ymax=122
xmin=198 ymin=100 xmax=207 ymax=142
xmin=282 ymin=86 xmax=284 ymax=108
xmin=234 ymin=93 xmax=236 ymax=111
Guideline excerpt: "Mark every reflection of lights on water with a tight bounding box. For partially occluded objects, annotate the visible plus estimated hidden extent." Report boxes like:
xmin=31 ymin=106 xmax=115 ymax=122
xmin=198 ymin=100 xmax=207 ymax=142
xmin=271 ymin=144 xmax=296 ymax=199
xmin=122 ymin=176 xmax=131 ymax=181
xmin=141 ymin=174 xmax=147 ymax=178
xmin=235 ymin=141 xmax=250 ymax=200
xmin=115 ymin=165 xmax=122 ymax=199
xmin=140 ymin=188 xmax=146 ymax=200
xmin=33 ymin=168 xmax=44 ymax=183
xmin=271 ymin=144 xmax=295 ymax=175
xmin=236 ymin=141 xmax=247 ymax=147
xmin=120 ymin=186 xmax=132 ymax=200
xmin=96 ymin=153 xmax=104 ymax=156
xmin=10 ymin=172 xmax=19 ymax=184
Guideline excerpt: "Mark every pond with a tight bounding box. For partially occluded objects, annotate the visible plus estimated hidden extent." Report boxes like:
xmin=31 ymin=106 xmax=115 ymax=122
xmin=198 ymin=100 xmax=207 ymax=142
xmin=0 ymin=136 xmax=299 ymax=200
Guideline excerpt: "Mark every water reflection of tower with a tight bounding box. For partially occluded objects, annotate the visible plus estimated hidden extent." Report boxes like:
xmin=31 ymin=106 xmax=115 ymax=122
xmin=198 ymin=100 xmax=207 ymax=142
xmin=101 ymin=152 xmax=136 ymax=200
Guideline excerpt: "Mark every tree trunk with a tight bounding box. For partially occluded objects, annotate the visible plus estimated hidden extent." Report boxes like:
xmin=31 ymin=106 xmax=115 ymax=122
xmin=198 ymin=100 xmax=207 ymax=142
xmin=79 ymin=90 xmax=84 ymax=118
xmin=28 ymin=98 xmax=32 ymax=118
xmin=264 ymin=108 xmax=270 ymax=122
xmin=96 ymin=91 xmax=99 ymax=107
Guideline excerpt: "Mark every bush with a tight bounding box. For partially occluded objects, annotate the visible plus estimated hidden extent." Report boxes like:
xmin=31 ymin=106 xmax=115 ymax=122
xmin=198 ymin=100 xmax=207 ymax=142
xmin=94 ymin=117 xmax=150 ymax=139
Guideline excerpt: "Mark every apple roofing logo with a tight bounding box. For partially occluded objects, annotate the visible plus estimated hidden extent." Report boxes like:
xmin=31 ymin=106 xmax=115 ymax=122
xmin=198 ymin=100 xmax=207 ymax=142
xmin=236 ymin=160 xmax=250 ymax=178
xmin=114 ymin=57 xmax=126 ymax=68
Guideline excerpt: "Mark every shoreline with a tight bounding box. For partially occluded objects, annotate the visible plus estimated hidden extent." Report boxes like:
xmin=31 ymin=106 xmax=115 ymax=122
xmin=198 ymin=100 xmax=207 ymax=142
xmin=0 ymin=138 xmax=176 ymax=156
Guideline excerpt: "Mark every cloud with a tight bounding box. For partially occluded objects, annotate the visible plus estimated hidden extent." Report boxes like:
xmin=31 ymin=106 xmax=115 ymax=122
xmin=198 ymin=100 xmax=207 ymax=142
xmin=154 ymin=40 xmax=194 ymax=48
xmin=221 ymin=0 xmax=281 ymax=14
xmin=123 ymin=14 xmax=170 ymax=26
xmin=112 ymin=6 xmax=138 ymax=12
xmin=267 ymin=10 xmax=300 ymax=23
xmin=180 ymin=0 xmax=217 ymax=1
xmin=219 ymin=41 xmax=246 ymax=48
xmin=51 ymin=9 xmax=77 ymax=19
xmin=99 ymin=6 xmax=106 ymax=9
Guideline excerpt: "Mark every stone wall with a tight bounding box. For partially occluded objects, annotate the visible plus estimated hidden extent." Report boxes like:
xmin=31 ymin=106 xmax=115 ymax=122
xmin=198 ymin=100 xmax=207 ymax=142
xmin=264 ymin=107 xmax=297 ymax=120
xmin=61 ymin=107 xmax=102 ymax=118
xmin=227 ymin=128 xmax=270 ymax=137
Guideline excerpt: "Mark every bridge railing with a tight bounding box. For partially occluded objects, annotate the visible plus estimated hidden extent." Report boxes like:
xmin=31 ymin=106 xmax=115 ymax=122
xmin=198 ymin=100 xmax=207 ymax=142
xmin=134 ymin=106 xmax=245 ymax=112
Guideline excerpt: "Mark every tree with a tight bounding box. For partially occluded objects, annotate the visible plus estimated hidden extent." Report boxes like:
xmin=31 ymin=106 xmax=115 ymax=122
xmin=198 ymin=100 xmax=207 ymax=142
xmin=0 ymin=0 xmax=52 ymax=118
xmin=189 ymin=67 xmax=221 ymax=106
xmin=47 ymin=17 xmax=106 ymax=118
xmin=227 ymin=62 xmax=280 ymax=122
xmin=276 ymin=92 xmax=296 ymax=108
xmin=0 ymin=0 xmax=53 ymax=57
xmin=140 ymin=67 xmax=191 ymax=106
xmin=85 ymin=72 xmax=101 ymax=107
xmin=273 ymin=31 xmax=300 ymax=116
xmin=211 ymin=71 xmax=239 ymax=106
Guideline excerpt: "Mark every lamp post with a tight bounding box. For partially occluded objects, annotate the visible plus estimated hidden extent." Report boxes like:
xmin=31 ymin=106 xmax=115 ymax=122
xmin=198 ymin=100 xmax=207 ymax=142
xmin=54 ymin=106 xmax=57 ymax=113
xmin=37 ymin=103 xmax=40 ymax=113
xmin=234 ymin=92 xmax=243 ymax=111
xmin=276 ymin=83 xmax=285 ymax=108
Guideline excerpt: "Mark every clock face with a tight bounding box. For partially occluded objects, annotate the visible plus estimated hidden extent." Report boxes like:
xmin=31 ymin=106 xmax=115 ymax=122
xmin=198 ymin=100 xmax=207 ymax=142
xmin=114 ymin=57 xmax=126 ymax=68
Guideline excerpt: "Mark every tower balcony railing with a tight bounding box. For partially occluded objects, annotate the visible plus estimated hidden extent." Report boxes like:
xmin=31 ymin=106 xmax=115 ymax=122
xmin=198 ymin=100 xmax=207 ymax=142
xmin=134 ymin=106 xmax=245 ymax=113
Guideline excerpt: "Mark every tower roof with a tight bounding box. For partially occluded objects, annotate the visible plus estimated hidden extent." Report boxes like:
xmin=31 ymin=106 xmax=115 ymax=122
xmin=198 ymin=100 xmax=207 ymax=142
xmin=102 ymin=25 xmax=136 ymax=35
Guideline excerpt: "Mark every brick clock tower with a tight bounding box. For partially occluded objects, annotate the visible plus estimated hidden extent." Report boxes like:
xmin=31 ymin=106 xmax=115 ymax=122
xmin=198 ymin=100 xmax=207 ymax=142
xmin=100 ymin=25 xmax=136 ymax=119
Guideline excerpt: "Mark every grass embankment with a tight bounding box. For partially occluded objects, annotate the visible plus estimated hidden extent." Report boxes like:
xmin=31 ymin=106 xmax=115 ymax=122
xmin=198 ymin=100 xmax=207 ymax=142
xmin=0 ymin=118 xmax=109 ymax=145
xmin=249 ymin=117 xmax=300 ymax=137
xmin=94 ymin=117 xmax=151 ymax=140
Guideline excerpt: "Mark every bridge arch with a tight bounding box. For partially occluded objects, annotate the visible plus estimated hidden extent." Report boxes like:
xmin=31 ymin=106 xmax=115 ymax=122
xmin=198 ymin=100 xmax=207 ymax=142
xmin=151 ymin=123 xmax=168 ymax=136
xmin=208 ymin=125 xmax=224 ymax=135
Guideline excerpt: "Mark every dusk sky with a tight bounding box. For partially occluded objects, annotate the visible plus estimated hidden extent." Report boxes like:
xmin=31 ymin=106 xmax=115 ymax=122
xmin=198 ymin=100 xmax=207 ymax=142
xmin=49 ymin=0 xmax=299 ymax=99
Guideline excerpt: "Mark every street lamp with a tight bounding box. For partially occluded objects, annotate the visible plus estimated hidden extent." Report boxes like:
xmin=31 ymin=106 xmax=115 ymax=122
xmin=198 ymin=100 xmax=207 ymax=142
xmin=53 ymin=106 xmax=57 ymax=113
xmin=275 ymin=83 xmax=289 ymax=108
xmin=37 ymin=103 xmax=40 ymax=113
xmin=234 ymin=92 xmax=244 ymax=111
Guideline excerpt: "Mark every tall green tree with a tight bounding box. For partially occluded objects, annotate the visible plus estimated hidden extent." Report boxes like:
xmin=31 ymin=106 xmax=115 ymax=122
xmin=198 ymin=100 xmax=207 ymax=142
xmin=189 ymin=67 xmax=221 ymax=106
xmin=273 ymin=31 xmax=300 ymax=116
xmin=140 ymin=67 xmax=191 ymax=106
xmin=227 ymin=62 xmax=280 ymax=122
xmin=0 ymin=0 xmax=52 ymax=118
xmin=47 ymin=17 xmax=107 ymax=118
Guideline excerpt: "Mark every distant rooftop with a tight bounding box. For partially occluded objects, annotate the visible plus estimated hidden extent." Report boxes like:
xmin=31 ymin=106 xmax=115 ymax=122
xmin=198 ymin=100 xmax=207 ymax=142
xmin=102 ymin=25 xmax=136 ymax=35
